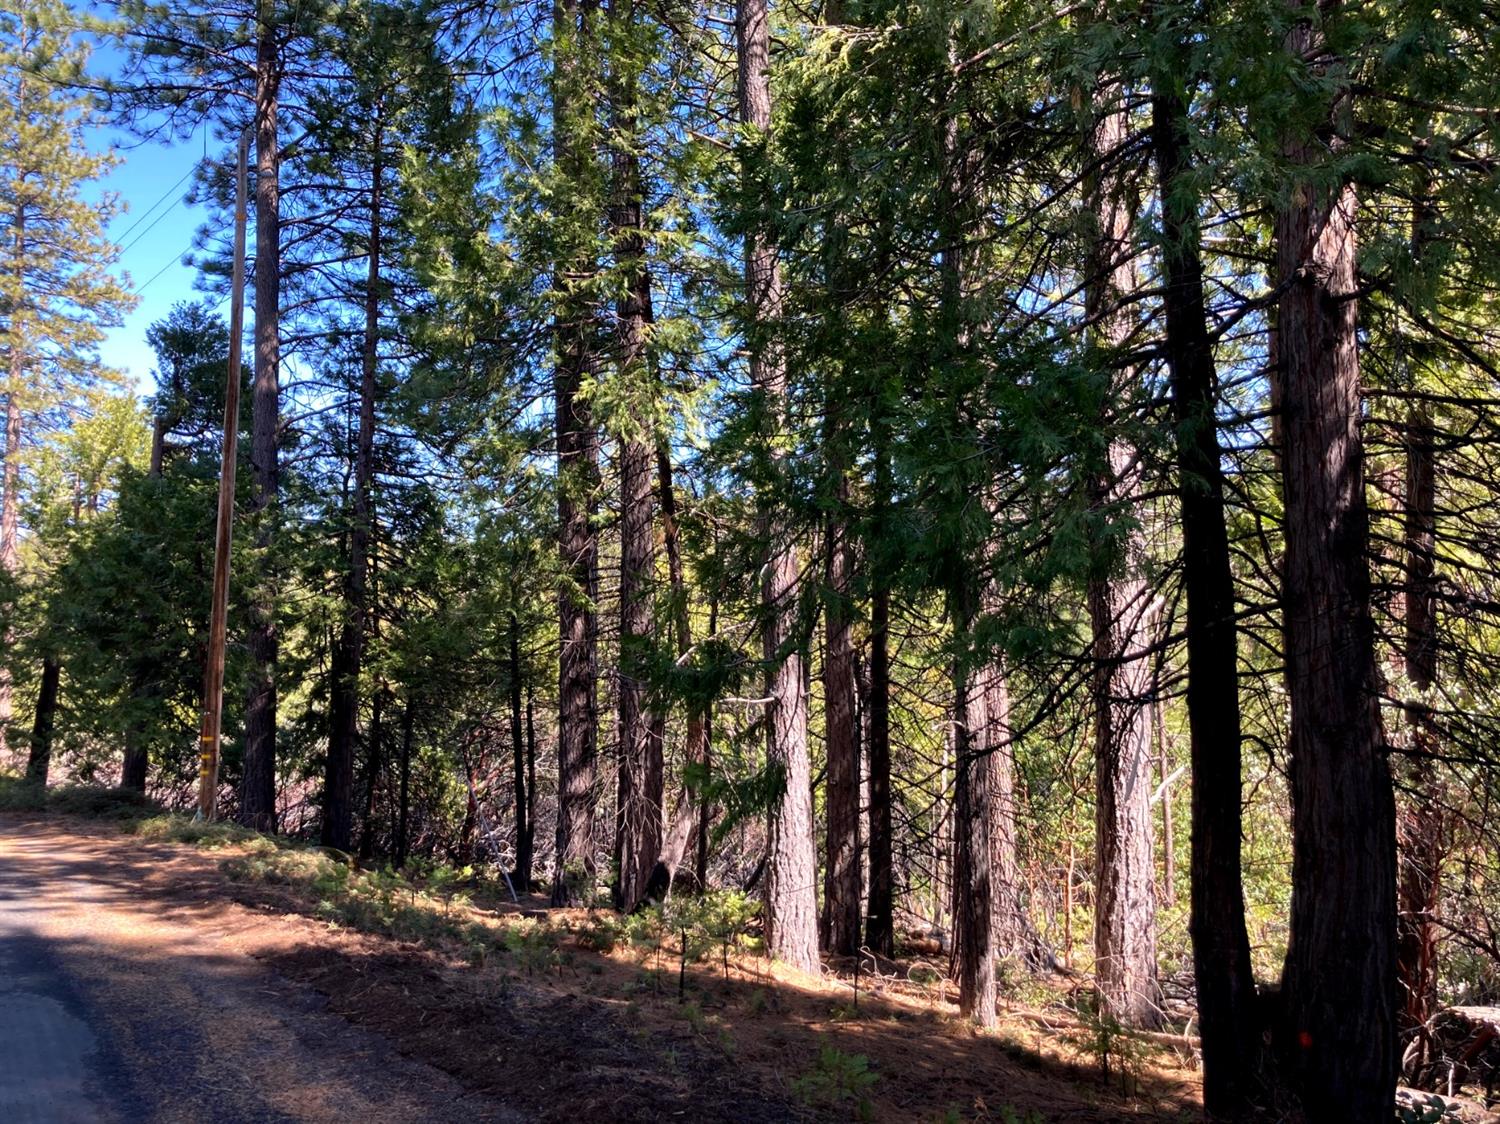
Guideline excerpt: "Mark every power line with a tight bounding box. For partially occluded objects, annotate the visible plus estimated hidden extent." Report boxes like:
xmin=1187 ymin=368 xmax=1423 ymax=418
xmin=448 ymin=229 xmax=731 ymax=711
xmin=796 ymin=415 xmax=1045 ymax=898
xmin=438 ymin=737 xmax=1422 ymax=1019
xmin=113 ymin=162 xmax=198 ymax=245
xmin=119 ymin=190 xmax=193 ymax=256
xmin=133 ymin=242 xmax=197 ymax=296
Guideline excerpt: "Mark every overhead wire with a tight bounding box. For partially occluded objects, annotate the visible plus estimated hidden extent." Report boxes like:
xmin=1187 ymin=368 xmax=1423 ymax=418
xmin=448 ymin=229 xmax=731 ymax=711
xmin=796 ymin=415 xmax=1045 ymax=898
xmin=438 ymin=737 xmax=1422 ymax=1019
xmin=112 ymin=161 xmax=198 ymax=245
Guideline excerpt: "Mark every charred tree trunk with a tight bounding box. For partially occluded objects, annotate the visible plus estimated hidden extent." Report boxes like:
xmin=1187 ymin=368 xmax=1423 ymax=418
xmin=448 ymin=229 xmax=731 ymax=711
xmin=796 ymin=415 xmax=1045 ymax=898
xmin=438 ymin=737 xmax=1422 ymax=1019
xmin=1084 ymin=70 xmax=1161 ymax=1031
xmin=324 ymin=118 xmax=383 ymax=852
xmin=239 ymin=14 xmax=282 ymax=834
xmin=1275 ymin=6 xmax=1396 ymax=1115
xmin=737 ymin=0 xmax=818 ymax=973
xmin=24 ymin=655 xmax=59 ymax=786
xmin=550 ymin=0 xmax=602 ymax=907
xmin=1151 ymin=80 xmax=1266 ymax=1114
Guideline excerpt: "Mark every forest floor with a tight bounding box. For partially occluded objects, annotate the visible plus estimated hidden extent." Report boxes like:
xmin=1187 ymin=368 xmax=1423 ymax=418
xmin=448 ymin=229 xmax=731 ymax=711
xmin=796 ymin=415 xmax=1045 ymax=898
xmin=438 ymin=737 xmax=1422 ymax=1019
xmin=0 ymin=809 xmax=1211 ymax=1123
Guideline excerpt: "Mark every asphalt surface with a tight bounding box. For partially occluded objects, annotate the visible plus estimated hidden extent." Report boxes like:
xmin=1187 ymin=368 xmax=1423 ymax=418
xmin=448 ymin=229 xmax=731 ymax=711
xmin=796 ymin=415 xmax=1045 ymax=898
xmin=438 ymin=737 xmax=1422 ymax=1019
xmin=0 ymin=817 xmax=523 ymax=1124
xmin=0 ymin=917 xmax=134 ymax=1122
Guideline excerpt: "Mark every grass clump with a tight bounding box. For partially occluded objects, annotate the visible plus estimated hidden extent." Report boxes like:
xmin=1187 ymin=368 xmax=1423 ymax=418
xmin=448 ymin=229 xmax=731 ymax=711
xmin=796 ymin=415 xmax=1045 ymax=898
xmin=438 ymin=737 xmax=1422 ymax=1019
xmin=128 ymin=813 xmax=263 ymax=848
xmin=221 ymin=845 xmax=517 ymax=953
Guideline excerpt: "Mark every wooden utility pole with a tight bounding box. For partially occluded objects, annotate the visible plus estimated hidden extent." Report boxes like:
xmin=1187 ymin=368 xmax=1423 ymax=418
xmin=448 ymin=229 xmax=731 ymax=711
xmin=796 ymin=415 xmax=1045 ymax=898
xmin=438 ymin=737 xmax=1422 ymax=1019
xmin=196 ymin=128 xmax=252 ymax=821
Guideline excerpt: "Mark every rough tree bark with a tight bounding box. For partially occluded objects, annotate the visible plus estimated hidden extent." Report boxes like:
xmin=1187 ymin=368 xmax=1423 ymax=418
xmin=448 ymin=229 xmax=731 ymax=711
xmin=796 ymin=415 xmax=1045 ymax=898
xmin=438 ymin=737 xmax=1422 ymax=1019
xmin=550 ymin=0 xmax=602 ymax=907
xmin=358 ymin=688 xmax=383 ymax=861
xmin=983 ymin=660 xmax=1052 ymax=972
xmin=395 ymin=700 xmax=412 ymax=869
xmin=509 ymin=614 xmax=532 ymax=889
xmin=324 ymin=115 xmax=383 ymax=852
xmin=1392 ymin=396 xmax=1440 ymax=1044
xmin=610 ymin=6 xmax=662 ymax=911
xmin=1084 ymin=71 xmax=1161 ymax=1031
xmin=24 ymin=655 xmax=59 ymax=786
xmin=938 ymin=76 xmax=997 ymax=1023
xmin=822 ymin=465 xmax=861 ymax=956
xmin=238 ymin=11 xmax=282 ymax=833
xmin=1398 ymin=401 xmax=1442 ymax=1046
xmin=737 ymin=0 xmax=819 ymax=974
xmin=864 ymin=434 xmax=895 ymax=959
xmin=1 ymin=203 xmax=23 ymax=762
xmin=1397 ymin=171 xmax=1443 ymax=1055
xmin=1275 ymin=3 xmax=1397 ymax=1115
xmin=650 ymin=443 xmax=711 ymax=897
xmin=952 ymin=615 xmax=997 ymax=1028
xmin=1151 ymin=79 xmax=1266 ymax=1114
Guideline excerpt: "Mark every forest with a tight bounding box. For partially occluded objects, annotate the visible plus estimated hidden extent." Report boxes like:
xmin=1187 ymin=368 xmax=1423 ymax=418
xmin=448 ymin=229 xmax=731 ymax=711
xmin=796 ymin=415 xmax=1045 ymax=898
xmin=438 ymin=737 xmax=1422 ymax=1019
xmin=2 ymin=0 xmax=1499 ymax=1118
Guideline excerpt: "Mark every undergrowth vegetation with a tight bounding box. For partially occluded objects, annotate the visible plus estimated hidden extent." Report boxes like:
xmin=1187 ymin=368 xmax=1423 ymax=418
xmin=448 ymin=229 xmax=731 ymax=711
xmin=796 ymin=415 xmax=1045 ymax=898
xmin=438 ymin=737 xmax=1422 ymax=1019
xmin=0 ymin=775 xmax=159 ymax=820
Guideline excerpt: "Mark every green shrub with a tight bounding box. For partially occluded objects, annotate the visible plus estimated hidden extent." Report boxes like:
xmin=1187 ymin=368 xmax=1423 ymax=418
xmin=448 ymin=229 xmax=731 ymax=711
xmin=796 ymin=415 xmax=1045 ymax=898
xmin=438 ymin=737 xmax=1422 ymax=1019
xmin=0 ymin=776 xmax=48 ymax=811
xmin=791 ymin=1046 xmax=878 ymax=1121
xmin=0 ymin=777 xmax=159 ymax=821
xmin=1063 ymin=993 xmax=1153 ymax=1095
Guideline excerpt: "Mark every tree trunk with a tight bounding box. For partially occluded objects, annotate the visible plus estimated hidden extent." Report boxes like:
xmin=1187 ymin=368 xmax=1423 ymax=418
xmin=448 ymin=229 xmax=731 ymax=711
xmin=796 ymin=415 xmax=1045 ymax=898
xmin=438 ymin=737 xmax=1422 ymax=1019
xmin=551 ymin=0 xmax=601 ymax=907
xmin=24 ymin=655 xmax=60 ymax=786
xmin=239 ymin=14 xmax=281 ymax=834
xmin=395 ymin=700 xmax=412 ymax=869
xmin=609 ymin=17 xmax=661 ymax=911
xmin=864 ymin=446 xmax=895 ymax=960
xmin=694 ymin=597 xmax=718 ymax=891
xmin=1275 ymin=5 xmax=1396 ymax=1114
xmin=1084 ymin=71 xmax=1161 ymax=1032
xmin=510 ymin=614 xmax=532 ymax=890
xmin=0 ymin=352 xmax=20 ymax=760
xmin=121 ymin=726 xmax=149 ymax=792
xmin=1398 ymin=401 xmax=1442 ymax=1048
xmin=737 ymin=0 xmax=818 ymax=974
xmin=1151 ymin=81 xmax=1266 ymax=1113
xmin=822 ymin=468 xmax=861 ymax=955
xmin=952 ymin=620 xmax=997 ymax=1027
xmin=1154 ymin=703 xmax=1174 ymax=909
xmin=651 ymin=443 xmax=710 ymax=897
xmin=984 ymin=660 xmax=1053 ymax=973
xmin=358 ymin=688 xmax=383 ymax=861
xmin=324 ymin=118 xmax=383 ymax=851
xmin=1397 ymin=169 xmax=1443 ymax=1056
xmin=525 ymin=685 xmax=537 ymax=872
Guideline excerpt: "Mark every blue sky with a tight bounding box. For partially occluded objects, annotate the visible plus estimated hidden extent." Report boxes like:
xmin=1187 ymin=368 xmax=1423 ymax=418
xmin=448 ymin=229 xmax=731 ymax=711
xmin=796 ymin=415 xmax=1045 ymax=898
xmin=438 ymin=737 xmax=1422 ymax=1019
xmin=85 ymin=41 xmax=218 ymax=393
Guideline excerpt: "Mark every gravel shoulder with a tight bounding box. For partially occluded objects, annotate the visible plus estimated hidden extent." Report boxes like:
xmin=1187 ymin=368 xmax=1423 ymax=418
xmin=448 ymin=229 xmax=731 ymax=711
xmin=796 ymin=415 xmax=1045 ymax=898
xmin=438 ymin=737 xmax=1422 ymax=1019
xmin=0 ymin=814 xmax=522 ymax=1124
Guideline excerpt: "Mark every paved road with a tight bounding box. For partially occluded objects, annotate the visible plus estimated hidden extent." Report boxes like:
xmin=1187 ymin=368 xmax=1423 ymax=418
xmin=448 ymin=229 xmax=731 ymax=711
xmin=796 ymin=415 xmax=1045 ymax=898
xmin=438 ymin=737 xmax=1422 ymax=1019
xmin=0 ymin=914 xmax=132 ymax=1122
xmin=0 ymin=816 xmax=522 ymax=1124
